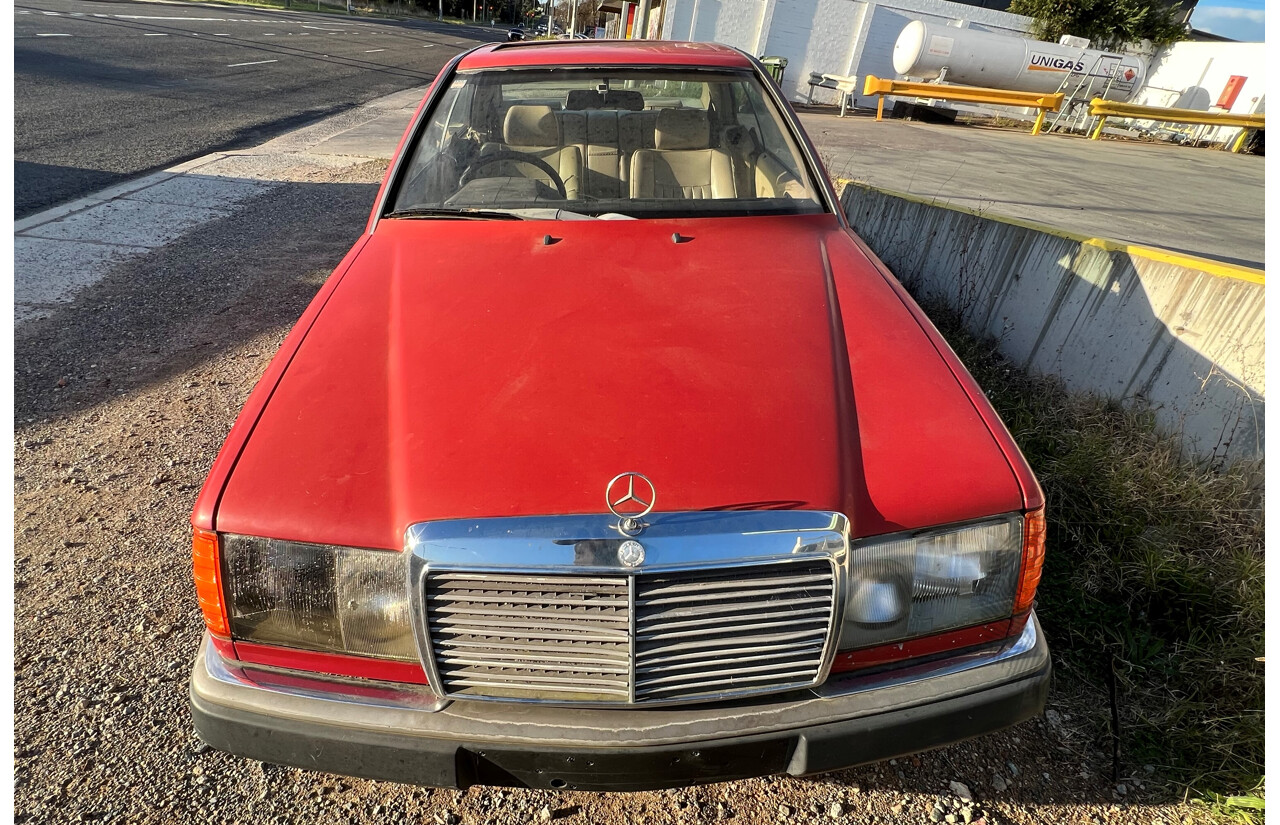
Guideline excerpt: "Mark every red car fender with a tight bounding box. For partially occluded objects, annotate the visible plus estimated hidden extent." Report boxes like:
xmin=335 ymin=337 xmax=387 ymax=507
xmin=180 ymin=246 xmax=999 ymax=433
xmin=190 ymin=237 xmax=373 ymax=532
xmin=840 ymin=226 xmax=1045 ymax=512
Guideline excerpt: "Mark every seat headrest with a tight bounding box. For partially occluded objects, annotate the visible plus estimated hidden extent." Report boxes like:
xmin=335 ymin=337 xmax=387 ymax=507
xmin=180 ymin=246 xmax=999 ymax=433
xmin=565 ymin=90 xmax=604 ymax=110
xmin=654 ymin=108 xmax=710 ymax=150
xmin=603 ymin=90 xmax=645 ymax=111
xmin=505 ymin=105 xmax=560 ymax=147
xmin=565 ymin=89 xmax=645 ymax=111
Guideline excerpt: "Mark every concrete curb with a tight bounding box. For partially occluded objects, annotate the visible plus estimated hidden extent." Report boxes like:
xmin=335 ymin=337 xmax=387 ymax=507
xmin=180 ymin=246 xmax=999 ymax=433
xmin=14 ymin=154 xmax=232 ymax=235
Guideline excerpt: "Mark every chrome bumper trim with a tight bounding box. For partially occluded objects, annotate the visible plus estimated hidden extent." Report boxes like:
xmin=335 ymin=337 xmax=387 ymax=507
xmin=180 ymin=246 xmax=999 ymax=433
xmin=201 ymin=639 xmax=446 ymax=713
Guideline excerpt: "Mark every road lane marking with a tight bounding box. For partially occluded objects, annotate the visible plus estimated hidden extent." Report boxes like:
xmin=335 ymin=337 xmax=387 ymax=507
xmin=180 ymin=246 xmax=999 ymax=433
xmin=36 ymin=33 xmax=71 ymax=36
xmin=40 ymin=11 xmax=60 ymax=14
xmin=144 ymin=32 xmax=168 ymax=36
xmin=114 ymin=15 xmax=232 ymax=20
xmin=227 ymin=59 xmax=278 ymax=67
xmin=364 ymin=48 xmax=386 ymax=52
xmin=213 ymin=33 xmax=230 ymax=36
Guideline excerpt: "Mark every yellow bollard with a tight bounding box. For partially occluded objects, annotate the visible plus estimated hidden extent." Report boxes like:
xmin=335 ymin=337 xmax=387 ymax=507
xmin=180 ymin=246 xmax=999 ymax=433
xmin=876 ymin=95 xmax=885 ymax=122
xmin=1090 ymin=116 xmax=1107 ymax=140
xmin=1031 ymin=109 xmax=1047 ymax=136
xmin=1231 ymin=129 xmax=1250 ymax=153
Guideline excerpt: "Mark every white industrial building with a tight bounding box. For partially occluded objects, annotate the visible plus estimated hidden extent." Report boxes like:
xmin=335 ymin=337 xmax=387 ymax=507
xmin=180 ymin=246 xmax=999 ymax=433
xmin=653 ymin=0 xmax=1266 ymax=136
xmin=661 ymin=0 xmax=1032 ymax=107
xmin=1133 ymin=41 xmax=1266 ymax=113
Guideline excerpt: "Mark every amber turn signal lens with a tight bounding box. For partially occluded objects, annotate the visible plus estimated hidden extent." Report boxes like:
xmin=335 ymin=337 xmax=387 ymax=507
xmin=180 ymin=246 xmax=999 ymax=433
xmin=1013 ymin=508 xmax=1046 ymax=614
xmin=193 ymin=528 xmax=231 ymax=637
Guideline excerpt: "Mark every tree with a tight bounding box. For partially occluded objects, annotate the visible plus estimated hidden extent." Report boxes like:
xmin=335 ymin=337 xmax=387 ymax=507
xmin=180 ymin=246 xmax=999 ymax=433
xmin=1008 ymin=0 xmax=1187 ymax=50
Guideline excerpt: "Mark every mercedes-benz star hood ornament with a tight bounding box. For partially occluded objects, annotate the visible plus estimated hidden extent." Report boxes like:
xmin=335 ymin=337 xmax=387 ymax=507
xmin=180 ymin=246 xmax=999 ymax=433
xmin=606 ymin=472 xmax=655 ymax=537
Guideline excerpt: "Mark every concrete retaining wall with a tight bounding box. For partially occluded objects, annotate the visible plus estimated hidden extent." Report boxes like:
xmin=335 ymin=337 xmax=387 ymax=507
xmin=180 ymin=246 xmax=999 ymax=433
xmin=840 ymin=182 xmax=1265 ymax=469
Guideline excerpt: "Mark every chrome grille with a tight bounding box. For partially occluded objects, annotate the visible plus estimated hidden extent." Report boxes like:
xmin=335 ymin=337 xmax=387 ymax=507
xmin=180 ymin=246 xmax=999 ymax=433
xmin=423 ymin=560 xmax=837 ymax=705
xmin=633 ymin=562 xmax=835 ymax=701
xmin=425 ymin=572 xmax=631 ymax=701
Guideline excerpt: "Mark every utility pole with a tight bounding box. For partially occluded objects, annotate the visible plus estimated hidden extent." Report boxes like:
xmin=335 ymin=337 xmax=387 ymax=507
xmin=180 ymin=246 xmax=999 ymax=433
xmin=569 ymin=0 xmax=576 ymax=35
xmin=439 ymin=0 xmax=444 ymax=20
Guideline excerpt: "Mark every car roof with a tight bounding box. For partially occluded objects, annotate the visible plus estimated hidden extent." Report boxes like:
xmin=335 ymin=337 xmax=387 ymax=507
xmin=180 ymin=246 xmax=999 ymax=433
xmin=456 ymin=40 xmax=756 ymax=71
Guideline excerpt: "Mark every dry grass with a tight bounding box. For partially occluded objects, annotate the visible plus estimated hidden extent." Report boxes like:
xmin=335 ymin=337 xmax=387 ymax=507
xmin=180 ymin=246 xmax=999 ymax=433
xmin=923 ymin=302 xmax=1265 ymax=812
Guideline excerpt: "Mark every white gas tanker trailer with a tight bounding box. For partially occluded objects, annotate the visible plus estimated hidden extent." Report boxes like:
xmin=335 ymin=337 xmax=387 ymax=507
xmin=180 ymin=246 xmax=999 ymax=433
xmin=892 ymin=20 xmax=1145 ymax=102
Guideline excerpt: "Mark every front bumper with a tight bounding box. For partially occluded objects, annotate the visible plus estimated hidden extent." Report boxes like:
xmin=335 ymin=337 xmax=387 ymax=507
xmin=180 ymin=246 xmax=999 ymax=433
xmin=190 ymin=613 xmax=1050 ymax=791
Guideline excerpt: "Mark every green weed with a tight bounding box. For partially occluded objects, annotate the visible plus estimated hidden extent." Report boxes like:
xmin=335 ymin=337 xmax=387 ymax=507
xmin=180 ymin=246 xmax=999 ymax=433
xmin=1195 ymin=778 xmax=1267 ymax=824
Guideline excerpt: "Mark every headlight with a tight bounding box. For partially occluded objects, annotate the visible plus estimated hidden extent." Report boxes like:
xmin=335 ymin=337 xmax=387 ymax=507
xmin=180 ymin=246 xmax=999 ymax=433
xmin=839 ymin=514 xmax=1023 ymax=650
xmin=222 ymin=535 xmax=417 ymax=661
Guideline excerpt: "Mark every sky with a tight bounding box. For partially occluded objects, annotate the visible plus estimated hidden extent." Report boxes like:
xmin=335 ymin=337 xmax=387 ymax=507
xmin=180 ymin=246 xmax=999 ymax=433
xmin=1189 ymin=0 xmax=1265 ymax=41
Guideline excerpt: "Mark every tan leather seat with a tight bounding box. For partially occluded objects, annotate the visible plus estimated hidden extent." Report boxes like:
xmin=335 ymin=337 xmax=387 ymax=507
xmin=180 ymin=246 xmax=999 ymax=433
xmin=558 ymin=91 xmax=651 ymax=199
xmin=559 ymin=109 xmax=625 ymax=199
xmin=629 ymin=109 xmax=736 ymax=200
xmin=492 ymin=105 xmax=582 ymax=198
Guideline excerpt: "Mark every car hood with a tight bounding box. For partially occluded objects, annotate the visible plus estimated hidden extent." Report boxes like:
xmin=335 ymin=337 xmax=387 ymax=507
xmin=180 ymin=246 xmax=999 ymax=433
xmin=214 ymin=214 xmax=1024 ymax=550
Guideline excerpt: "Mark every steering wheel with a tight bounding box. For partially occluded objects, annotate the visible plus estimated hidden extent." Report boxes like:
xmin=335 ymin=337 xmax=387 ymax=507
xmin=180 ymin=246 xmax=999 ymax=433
xmin=459 ymin=150 xmax=568 ymax=199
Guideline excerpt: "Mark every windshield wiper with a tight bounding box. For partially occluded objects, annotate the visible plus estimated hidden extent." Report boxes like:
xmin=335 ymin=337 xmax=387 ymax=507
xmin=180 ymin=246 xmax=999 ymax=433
xmin=385 ymin=207 xmax=637 ymax=221
xmin=383 ymin=207 xmax=529 ymax=220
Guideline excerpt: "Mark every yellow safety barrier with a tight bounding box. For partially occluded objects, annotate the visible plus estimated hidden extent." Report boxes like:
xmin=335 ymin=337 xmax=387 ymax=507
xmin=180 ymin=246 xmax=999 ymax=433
xmin=862 ymin=75 xmax=1064 ymax=135
xmin=1087 ymin=98 xmax=1265 ymax=152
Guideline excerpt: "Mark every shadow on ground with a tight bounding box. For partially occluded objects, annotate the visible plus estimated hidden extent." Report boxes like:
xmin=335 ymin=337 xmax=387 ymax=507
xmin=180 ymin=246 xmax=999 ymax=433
xmin=14 ymin=179 xmax=379 ymax=427
xmin=793 ymin=680 xmax=1185 ymax=822
xmin=14 ymin=160 xmax=132 ymax=219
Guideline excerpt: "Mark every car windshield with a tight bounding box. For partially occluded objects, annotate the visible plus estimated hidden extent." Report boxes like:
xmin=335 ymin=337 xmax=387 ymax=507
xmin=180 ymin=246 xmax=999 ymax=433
xmin=387 ymin=66 xmax=826 ymax=219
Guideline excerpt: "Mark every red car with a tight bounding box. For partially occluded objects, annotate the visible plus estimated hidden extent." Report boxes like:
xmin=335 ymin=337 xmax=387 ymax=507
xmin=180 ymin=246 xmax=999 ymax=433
xmin=189 ymin=39 xmax=1049 ymax=791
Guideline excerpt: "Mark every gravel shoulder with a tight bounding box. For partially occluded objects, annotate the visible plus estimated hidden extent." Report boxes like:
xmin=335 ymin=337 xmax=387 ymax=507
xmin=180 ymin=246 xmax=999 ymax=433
xmin=13 ymin=161 xmax=1224 ymax=825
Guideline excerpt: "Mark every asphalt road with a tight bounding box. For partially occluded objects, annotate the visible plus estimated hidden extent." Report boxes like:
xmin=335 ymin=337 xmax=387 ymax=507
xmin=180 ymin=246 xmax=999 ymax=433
xmin=14 ymin=0 xmax=503 ymax=217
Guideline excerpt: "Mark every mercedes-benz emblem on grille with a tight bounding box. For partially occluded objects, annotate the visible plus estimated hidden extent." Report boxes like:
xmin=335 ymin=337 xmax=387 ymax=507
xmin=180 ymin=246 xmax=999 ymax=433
xmin=617 ymin=540 xmax=645 ymax=567
xmin=606 ymin=472 xmax=655 ymax=536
